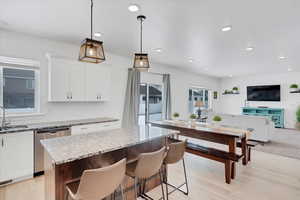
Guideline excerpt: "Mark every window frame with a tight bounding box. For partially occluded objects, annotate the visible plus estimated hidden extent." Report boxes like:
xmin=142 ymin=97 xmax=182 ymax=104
xmin=0 ymin=56 xmax=40 ymax=116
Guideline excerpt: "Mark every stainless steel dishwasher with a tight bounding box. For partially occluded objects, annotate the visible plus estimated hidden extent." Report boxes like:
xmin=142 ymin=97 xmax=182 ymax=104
xmin=34 ymin=126 xmax=71 ymax=175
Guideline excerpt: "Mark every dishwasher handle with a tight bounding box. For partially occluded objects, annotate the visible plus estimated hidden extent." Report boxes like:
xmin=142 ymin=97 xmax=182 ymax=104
xmin=36 ymin=126 xmax=70 ymax=134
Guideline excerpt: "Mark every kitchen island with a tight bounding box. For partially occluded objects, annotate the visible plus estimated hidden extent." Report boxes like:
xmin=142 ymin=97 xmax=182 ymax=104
xmin=42 ymin=125 xmax=178 ymax=200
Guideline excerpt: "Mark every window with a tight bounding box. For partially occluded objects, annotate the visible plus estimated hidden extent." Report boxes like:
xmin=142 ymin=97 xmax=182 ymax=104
xmin=188 ymin=87 xmax=212 ymax=115
xmin=0 ymin=65 xmax=39 ymax=114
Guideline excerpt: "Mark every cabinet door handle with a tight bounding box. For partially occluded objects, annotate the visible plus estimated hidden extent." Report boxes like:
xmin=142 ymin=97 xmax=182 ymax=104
xmin=1 ymin=138 xmax=4 ymax=147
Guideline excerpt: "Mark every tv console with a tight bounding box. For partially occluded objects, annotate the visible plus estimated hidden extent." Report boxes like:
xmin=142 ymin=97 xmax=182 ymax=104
xmin=242 ymin=107 xmax=284 ymax=128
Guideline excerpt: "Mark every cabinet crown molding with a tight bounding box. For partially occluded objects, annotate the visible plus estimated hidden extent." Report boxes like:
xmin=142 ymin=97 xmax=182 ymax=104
xmin=0 ymin=56 xmax=40 ymax=67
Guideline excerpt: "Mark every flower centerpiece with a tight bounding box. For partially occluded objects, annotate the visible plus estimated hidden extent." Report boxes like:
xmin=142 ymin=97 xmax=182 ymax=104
xmin=173 ymin=112 xmax=180 ymax=121
xmin=212 ymin=115 xmax=222 ymax=127
xmin=190 ymin=114 xmax=197 ymax=127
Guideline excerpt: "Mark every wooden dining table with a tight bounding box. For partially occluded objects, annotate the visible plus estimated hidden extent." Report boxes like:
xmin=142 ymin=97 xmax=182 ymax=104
xmin=150 ymin=120 xmax=251 ymax=182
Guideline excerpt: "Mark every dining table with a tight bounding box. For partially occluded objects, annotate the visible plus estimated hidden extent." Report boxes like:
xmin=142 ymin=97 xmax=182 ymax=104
xmin=150 ymin=120 xmax=252 ymax=181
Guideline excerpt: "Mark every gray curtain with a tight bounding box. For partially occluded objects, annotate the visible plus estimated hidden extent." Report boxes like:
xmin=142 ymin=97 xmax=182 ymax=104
xmin=162 ymin=74 xmax=172 ymax=120
xmin=122 ymin=69 xmax=141 ymax=128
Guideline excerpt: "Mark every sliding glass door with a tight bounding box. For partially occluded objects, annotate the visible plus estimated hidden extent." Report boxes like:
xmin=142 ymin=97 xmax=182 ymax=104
xmin=139 ymin=83 xmax=162 ymax=125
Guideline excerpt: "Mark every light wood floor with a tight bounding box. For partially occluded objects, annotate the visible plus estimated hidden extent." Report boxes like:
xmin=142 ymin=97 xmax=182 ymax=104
xmin=1 ymin=150 xmax=300 ymax=200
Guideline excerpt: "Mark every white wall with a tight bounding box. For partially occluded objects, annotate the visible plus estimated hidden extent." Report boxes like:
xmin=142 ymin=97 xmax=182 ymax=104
xmin=219 ymin=73 xmax=300 ymax=128
xmin=0 ymin=30 xmax=220 ymax=124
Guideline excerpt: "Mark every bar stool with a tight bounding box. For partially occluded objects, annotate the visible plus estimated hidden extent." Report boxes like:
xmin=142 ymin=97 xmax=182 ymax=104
xmin=65 ymin=158 xmax=126 ymax=200
xmin=163 ymin=139 xmax=188 ymax=199
xmin=126 ymin=147 xmax=166 ymax=200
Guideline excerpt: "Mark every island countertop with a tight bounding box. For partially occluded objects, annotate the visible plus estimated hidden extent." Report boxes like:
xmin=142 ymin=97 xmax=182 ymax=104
xmin=41 ymin=125 xmax=178 ymax=165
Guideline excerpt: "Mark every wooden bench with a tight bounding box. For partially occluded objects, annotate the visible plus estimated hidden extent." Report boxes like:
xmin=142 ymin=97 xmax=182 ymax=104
xmin=237 ymin=140 xmax=260 ymax=162
xmin=185 ymin=142 xmax=243 ymax=184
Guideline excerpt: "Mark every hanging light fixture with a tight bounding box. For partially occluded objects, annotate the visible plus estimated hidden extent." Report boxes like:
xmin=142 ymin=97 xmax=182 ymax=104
xmin=133 ymin=15 xmax=150 ymax=71
xmin=79 ymin=0 xmax=105 ymax=63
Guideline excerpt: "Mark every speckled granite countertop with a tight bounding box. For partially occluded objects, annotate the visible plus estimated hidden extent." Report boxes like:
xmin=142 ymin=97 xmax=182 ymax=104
xmin=41 ymin=125 xmax=178 ymax=165
xmin=0 ymin=117 xmax=118 ymax=134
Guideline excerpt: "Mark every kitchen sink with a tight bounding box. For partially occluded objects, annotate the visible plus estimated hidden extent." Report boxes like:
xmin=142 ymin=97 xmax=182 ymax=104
xmin=0 ymin=125 xmax=28 ymax=131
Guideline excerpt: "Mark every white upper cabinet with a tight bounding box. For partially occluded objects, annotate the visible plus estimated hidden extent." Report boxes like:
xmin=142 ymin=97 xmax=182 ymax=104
xmin=85 ymin=64 xmax=110 ymax=101
xmin=69 ymin=61 xmax=86 ymax=101
xmin=49 ymin=58 xmax=70 ymax=101
xmin=48 ymin=56 xmax=110 ymax=102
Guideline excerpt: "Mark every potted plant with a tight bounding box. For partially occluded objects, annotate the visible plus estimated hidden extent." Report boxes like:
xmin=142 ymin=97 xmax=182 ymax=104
xmin=173 ymin=112 xmax=180 ymax=121
xmin=290 ymin=84 xmax=298 ymax=92
xmin=296 ymin=107 xmax=300 ymax=130
xmin=224 ymin=90 xmax=229 ymax=94
xmin=232 ymin=87 xmax=239 ymax=94
xmin=190 ymin=114 xmax=197 ymax=126
xmin=212 ymin=115 xmax=222 ymax=126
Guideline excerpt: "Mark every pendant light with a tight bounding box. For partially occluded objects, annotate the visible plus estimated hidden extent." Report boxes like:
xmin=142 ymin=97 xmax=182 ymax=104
xmin=133 ymin=15 xmax=150 ymax=71
xmin=79 ymin=0 xmax=105 ymax=63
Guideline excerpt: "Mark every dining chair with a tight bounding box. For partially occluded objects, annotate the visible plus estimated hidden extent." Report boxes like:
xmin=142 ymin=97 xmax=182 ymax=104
xmin=65 ymin=158 xmax=126 ymax=200
xmin=163 ymin=139 xmax=188 ymax=200
xmin=126 ymin=147 xmax=167 ymax=200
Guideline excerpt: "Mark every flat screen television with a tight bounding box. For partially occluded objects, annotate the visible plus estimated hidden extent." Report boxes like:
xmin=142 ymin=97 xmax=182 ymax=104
xmin=247 ymin=85 xmax=281 ymax=101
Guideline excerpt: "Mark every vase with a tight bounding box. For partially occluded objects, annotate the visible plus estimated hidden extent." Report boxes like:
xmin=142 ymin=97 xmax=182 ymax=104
xmin=290 ymin=88 xmax=298 ymax=92
xmin=191 ymin=119 xmax=196 ymax=127
xmin=212 ymin=121 xmax=220 ymax=128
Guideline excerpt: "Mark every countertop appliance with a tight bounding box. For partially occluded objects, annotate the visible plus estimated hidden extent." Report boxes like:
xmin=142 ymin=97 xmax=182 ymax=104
xmin=34 ymin=126 xmax=71 ymax=175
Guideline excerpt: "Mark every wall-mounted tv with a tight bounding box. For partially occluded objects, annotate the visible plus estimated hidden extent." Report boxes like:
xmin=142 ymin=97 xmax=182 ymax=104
xmin=247 ymin=85 xmax=281 ymax=101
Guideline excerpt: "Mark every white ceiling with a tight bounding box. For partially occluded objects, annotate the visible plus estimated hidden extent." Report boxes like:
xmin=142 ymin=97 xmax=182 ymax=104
xmin=1 ymin=0 xmax=300 ymax=77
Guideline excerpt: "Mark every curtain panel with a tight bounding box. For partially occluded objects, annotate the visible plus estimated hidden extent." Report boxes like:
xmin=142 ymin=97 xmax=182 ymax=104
xmin=122 ymin=69 xmax=141 ymax=128
xmin=162 ymin=74 xmax=171 ymax=120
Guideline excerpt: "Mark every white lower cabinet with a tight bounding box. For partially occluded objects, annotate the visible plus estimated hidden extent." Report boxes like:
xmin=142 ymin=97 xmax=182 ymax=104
xmin=0 ymin=134 xmax=4 ymax=183
xmin=0 ymin=131 xmax=34 ymax=184
xmin=71 ymin=121 xmax=120 ymax=135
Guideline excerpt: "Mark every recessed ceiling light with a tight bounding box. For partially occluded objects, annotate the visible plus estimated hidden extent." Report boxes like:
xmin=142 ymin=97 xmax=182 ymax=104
xmin=221 ymin=25 xmax=232 ymax=32
xmin=94 ymin=32 xmax=102 ymax=37
xmin=153 ymin=48 xmax=162 ymax=53
xmin=188 ymin=58 xmax=193 ymax=63
xmin=128 ymin=4 xmax=140 ymax=12
xmin=279 ymin=56 xmax=287 ymax=60
xmin=288 ymin=68 xmax=292 ymax=72
xmin=246 ymin=47 xmax=254 ymax=51
xmin=229 ymin=75 xmax=233 ymax=77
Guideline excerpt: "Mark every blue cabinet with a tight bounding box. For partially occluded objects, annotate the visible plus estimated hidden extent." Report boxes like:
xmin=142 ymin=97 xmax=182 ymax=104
xmin=242 ymin=107 xmax=284 ymax=128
